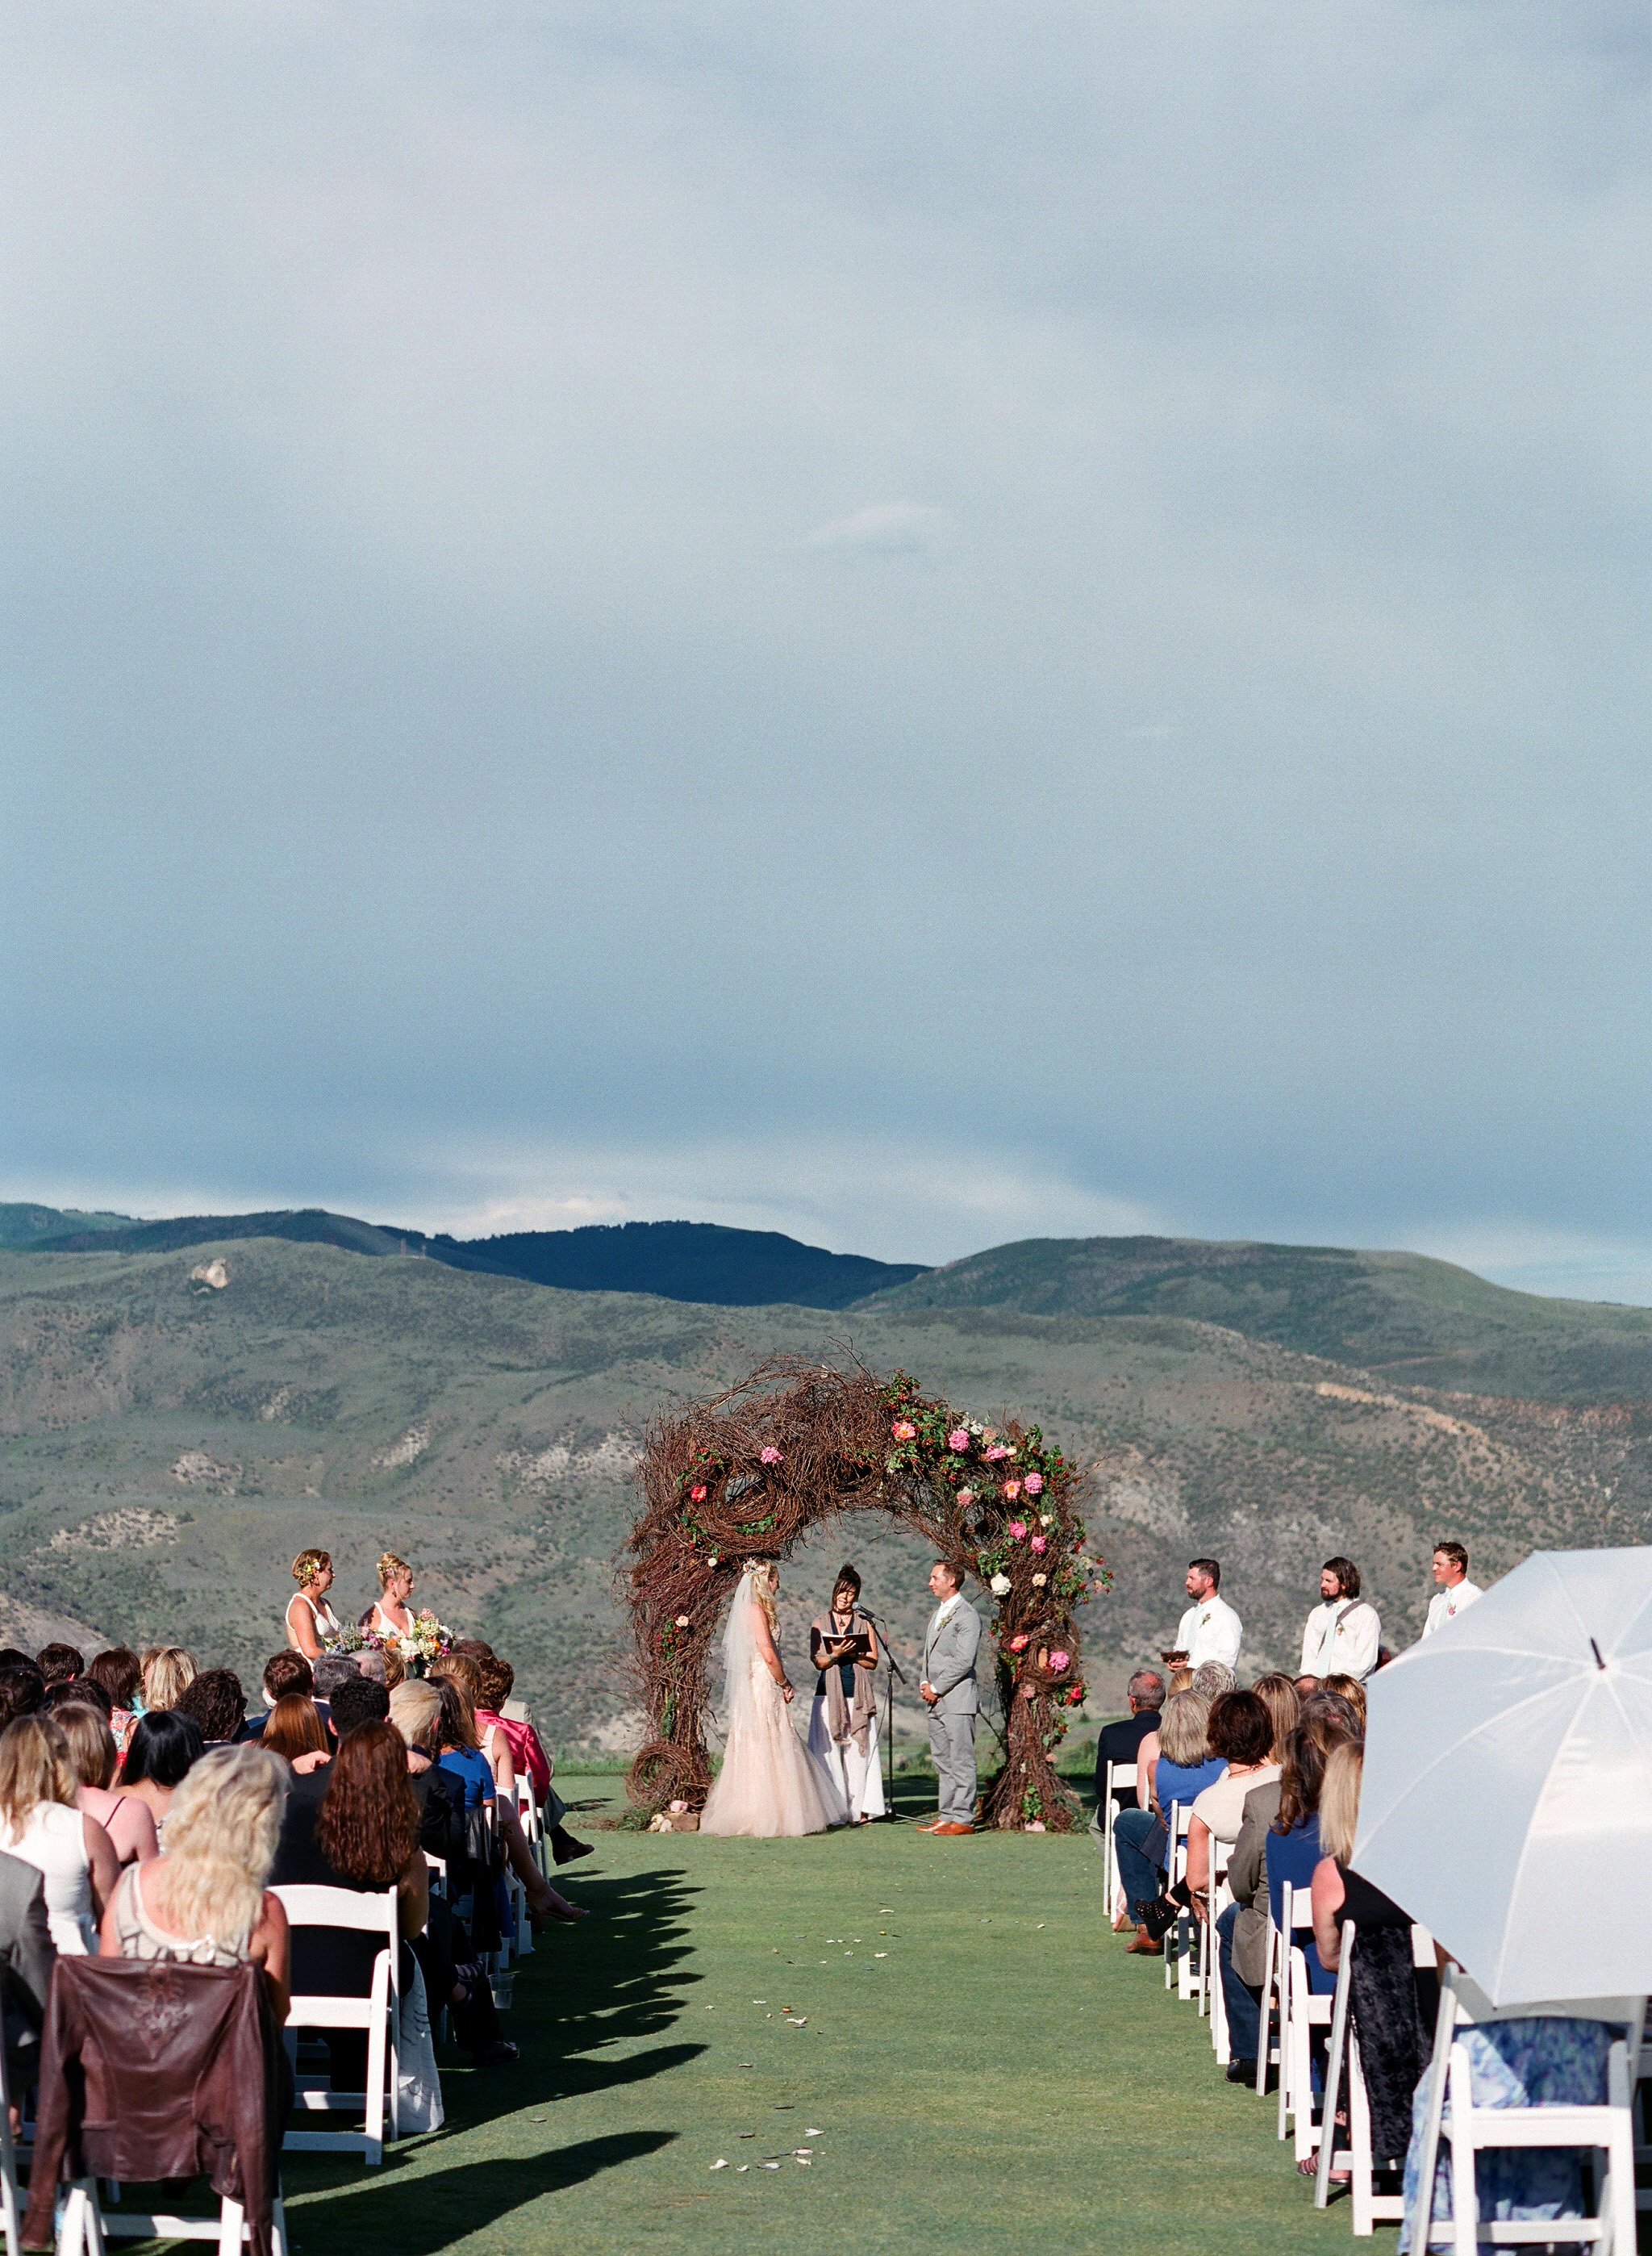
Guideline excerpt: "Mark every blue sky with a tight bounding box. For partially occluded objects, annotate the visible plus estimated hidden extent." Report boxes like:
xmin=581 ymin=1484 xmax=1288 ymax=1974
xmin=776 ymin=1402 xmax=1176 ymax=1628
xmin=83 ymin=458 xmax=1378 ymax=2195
xmin=2 ymin=3 xmax=1650 ymax=1297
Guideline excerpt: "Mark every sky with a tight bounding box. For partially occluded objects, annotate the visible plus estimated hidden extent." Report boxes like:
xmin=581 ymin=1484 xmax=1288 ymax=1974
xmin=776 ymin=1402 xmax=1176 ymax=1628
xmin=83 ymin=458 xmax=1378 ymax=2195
xmin=2 ymin=2 xmax=1650 ymax=1299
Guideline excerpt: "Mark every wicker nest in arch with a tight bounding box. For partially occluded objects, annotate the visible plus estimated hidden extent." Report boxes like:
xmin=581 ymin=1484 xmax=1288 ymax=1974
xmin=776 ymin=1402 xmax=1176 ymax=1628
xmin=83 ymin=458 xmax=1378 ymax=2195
xmin=624 ymin=1356 xmax=1112 ymax=1832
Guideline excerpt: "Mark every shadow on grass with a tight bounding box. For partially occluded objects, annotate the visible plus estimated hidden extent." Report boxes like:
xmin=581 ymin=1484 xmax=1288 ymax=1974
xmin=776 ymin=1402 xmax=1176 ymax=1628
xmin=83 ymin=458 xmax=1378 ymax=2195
xmin=281 ymin=1863 xmax=704 ymax=2241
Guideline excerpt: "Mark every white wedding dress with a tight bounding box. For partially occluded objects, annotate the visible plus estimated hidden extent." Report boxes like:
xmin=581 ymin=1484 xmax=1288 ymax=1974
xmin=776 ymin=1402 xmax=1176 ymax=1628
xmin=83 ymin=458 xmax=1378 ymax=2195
xmin=701 ymin=1573 xmax=849 ymax=1838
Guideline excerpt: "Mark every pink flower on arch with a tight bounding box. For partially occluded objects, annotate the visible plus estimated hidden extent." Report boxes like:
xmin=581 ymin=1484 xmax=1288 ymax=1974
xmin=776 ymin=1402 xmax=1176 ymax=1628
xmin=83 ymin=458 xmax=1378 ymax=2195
xmin=957 ymin=1488 xmax=976 ymax=1508
xmin=948 ymin=1429 xmax=970 ymax=1452
xmin=1002 ymin=1478 xmax=1022 ymax=1502
xmin=1049 ymin=1649 xmax=1071 ymax=1675
xmin=1009 ymin=1633 xmax=1029 ymax=1652
xmin=1030 ymin=1535 xmax=1047 ymax=1554
xmin=690 ymin=1485 xmax=707 ymax=1502
xmin=984 ymin=1443 xmax=1010 ymax=1462
xmin=1022 ymin=1472 xmax=1045 ymax=1496
xmin=1007 ymin=1519 xmax=1028 ymax=1541
xmin=891 ymin=1420 xmax=917 ymax=1443
xmin=760 ymin=1445 xmax=783 ymax=1464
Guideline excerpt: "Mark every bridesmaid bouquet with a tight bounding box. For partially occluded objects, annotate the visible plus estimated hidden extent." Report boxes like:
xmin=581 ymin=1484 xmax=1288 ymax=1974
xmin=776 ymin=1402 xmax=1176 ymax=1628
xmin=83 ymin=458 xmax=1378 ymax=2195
xmin=364 ymin=1610 xmax=453 ymax=1674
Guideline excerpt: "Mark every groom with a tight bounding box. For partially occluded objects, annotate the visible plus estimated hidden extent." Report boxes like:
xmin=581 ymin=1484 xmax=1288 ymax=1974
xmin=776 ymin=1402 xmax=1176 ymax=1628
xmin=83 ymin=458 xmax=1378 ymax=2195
xmin=916 ymin=1559 xmax=980 ymax=1836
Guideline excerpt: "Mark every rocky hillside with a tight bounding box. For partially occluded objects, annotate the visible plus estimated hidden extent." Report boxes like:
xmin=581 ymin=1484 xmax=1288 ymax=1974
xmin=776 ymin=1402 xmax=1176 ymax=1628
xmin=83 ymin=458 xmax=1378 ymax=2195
xmin=2 ymin=1239 xmax=1648 ymax=1744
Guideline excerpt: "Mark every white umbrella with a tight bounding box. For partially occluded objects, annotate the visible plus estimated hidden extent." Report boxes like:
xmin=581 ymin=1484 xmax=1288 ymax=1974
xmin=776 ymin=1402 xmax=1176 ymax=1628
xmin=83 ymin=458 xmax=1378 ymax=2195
xmin=1354 ymin=1545 xmax=1652 ymax=2007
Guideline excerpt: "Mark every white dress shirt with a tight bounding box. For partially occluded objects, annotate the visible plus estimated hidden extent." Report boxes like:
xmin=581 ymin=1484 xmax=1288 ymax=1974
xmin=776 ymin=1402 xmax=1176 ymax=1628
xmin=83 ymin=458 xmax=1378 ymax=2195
xmin=1174 ymin=1594 xmax=1242 ymax=1673
xmin=1422 ymin=1579 xmax=1483 ymax=1637
xmin=1300 ymin=1597 xmax=1381 ymax=1681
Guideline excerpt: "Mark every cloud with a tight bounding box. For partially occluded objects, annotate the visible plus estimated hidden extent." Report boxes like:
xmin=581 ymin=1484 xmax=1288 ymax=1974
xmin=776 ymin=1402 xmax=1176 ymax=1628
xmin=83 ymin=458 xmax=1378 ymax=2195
xmin=797 ymin=503 xmax=952 ymax=563
xmin=0 ymin=3 xmax=1648 ymax=1293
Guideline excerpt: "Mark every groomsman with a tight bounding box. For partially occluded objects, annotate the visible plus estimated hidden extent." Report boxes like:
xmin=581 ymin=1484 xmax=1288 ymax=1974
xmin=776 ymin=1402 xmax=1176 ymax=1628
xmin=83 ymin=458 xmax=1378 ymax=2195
xmin=1299 ymin=1556 xmax=1381 ymax=1682
xmin=916 ymin=1560 xmax=981 ymax=1836
xmin=1421 ymin=1540 xmax=1483 ymax=1636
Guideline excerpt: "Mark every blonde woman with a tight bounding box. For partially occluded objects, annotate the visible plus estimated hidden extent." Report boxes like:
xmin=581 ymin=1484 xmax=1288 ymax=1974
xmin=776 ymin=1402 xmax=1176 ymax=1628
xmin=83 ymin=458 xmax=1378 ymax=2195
xmin=365 ymin=1553 xmax=416 ymax=1643
xmin=0 ymin=1714 xmax=122 ymax=1952
xmin=101 ymin=1743 xmax=290 ymax=2020
xmin=141 ymin=1645 xmax=197 ymax=1713
xmin=286 ymin=1548 xmax=343 ymax=1661
xmin=700 ymin=1563 xmax=849 ymax=1838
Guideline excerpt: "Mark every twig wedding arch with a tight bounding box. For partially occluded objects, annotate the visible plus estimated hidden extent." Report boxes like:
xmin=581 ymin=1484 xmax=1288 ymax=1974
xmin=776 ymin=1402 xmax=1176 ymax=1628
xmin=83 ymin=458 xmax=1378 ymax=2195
xmin=624 ymin=1357 xmax=1110 ymax=1831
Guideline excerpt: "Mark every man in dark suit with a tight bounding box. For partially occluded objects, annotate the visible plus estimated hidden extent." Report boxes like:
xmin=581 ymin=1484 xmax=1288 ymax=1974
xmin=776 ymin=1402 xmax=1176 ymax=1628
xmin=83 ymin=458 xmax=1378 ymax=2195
xmin=1090 ymin=1669 xmax=1166 ymax=1923
xmin=0 ymin=1848 xmax=56 ymax=2097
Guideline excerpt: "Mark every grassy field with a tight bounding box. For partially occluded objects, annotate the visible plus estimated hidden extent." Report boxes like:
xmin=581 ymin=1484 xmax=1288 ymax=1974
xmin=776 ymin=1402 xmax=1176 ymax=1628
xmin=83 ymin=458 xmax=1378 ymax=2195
xmin=270 ymin=1774 xmax=1337 ymax=2256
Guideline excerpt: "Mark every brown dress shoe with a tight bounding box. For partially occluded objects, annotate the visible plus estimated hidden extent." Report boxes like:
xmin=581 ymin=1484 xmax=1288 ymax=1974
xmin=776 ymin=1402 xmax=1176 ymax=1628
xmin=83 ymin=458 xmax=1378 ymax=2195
xmin=1126 ymin=1925 xmax=1163 ymax=1956
xmin=931 ymin=1821 xmax=974 ymax=1835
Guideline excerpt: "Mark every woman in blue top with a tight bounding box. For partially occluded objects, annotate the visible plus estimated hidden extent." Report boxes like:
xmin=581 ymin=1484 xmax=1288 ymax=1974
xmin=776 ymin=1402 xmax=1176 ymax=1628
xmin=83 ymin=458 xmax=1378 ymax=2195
xmin=1113 ymin=1690 xmax=1225 ymax=1946
xmin=1270 ymin=1704 xmax=1360 ymax=1996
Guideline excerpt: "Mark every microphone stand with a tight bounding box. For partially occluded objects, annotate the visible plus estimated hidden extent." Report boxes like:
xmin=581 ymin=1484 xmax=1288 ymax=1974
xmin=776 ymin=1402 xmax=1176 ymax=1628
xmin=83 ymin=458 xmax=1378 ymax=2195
xmin=855 ymin=1607 xmax=907 ymax=1821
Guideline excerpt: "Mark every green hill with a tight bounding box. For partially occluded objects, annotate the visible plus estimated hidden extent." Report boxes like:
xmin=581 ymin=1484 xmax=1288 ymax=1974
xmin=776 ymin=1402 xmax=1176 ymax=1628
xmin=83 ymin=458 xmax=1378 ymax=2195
xmin=20 ymin=1206 xmax=928 ymax=1309
xmin=4 ymin=1237 xmax=1650 ymax=1746
xmin=861 ymin=1235 xmax=1652 ymax=1401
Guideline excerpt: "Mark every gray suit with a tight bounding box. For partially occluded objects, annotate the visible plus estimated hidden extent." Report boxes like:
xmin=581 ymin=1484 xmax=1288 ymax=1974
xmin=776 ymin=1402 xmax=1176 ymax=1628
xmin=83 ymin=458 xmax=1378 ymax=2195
xmin=0 ymin=1850 xmax=56 ymax=2070
xmin=924 ymin=1595 xmax=982 ymax=1824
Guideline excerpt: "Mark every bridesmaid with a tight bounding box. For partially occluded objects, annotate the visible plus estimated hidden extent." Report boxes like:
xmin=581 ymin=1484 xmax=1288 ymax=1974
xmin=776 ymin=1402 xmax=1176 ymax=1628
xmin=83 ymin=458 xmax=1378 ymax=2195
xmin=363 ymin=1552 xmax=416 ymax=1642
xmin=285 ymin=1548 xmax=344 ymax=1661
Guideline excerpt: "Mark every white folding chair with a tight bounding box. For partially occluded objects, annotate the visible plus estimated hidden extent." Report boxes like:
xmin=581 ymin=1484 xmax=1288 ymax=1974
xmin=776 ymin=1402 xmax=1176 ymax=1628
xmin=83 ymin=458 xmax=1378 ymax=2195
xmin=1205 ymin=1846 xmax=1233 ymax=2058
xmin=1279 ymin=1882 xmax=1336 ymax=2159
xmin=1164 ymin=1804 xmax=1198 ymax=1996
xmin=1255 ymin=1909 xmax=1283 ymax=2099
xmin=1408 ymin=1968 xmax=1646 ymax=2254
xmin=273 ymin=1883 xmax=400 ymax=2166
xmin=0 ymin=2012 xmax=22 ymax=2256
xmin=1101 ymin=1761 xmax=1137 ymax=1928
xmin=60 ymin=2180 xmax=288 ymax=2256
xmin=1316 ymin=1919 xmax=1436 ymax=2232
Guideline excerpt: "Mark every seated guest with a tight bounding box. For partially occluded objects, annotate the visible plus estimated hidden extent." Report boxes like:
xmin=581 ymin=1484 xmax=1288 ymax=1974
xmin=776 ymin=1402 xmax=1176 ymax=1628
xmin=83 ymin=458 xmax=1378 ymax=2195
xmin=1321 ymin=1673 xmax=1368 ymax=1732
xmin=100 ymin=1743 xmax=290 ymax=2020
xmin=34 ymin=1644 xmax=83 ymax=1690
xmin=1250 ymin=1672 xmax=1301 ymax=1763
xmin=433 ymin=1677 xmax=583 ymax=1924
xmin=1091 ymin=1669 xmax=1166 ymax=1924
xmin=1309 ymin=1741 xmax=1430 ymax=2178
xmin=261 ymin=1695 xmax=332 ymax=1771
xmin=140 ymin=1646 xmax=196 ymax=1713
xmin=275 ymin=1719 xmax=440 ymax=2121
xmin=42 ymin=1677 xmax=111 ymax=1721
xmin=1113 ymin=1691 xmax=1223 ymax=1957
xmin=115 ymin=1709 xmax=204 ymax=1830
xmin=175 ymin=1668 xmax=246 ymax=1747
xmin=270 ymin=1673 xmax=389 ymax=1872
xmin=1191 ymin=1661 xmax=1236 ymax=1701
xmin=0 ymin=1714 xmax=121 ymax=1953
xmin=0 ymin=1848 xmax=55 ymax=2098
xmin=313 ymin=1653 xmax=366 ymax=1711
xmin=464 ymin=1652 xmax=595 ymax=1865
xmin=244 ymin=1651 xmax=328 ymax=1740
xmin=86 ymin=1649 xmax=144 ymax=1752
xmin=53 ymin=1701 xmax=159 ymax=1866
xmin=1167 ymin=1666 xmax=1195 ymax=1694
xmin=1215 ymin=1699 xmax=1360 ymax=2090
xmin=0 ymin=1665 xmax=44 ymax=1732
xmin=1185 ymin=1689 xmax=1279 ymax=1904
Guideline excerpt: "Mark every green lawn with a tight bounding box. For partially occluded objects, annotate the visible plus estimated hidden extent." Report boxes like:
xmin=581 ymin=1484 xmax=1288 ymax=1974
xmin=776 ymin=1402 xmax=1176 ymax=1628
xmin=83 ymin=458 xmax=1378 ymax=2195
xmin=269 ymin=1774 xmax=1344 ymax=2254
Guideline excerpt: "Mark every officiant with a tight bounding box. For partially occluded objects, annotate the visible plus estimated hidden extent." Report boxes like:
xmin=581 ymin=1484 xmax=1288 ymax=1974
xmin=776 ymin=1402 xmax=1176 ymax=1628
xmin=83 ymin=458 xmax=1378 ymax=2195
xmin=807 ymin=1565 xmax=886 ymax=1822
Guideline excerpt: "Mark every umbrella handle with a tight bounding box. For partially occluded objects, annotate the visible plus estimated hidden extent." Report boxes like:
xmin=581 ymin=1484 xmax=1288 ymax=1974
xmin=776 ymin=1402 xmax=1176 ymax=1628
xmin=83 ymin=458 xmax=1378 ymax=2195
xmin=1408 ymin=1961 xmax=1458 ymax=2254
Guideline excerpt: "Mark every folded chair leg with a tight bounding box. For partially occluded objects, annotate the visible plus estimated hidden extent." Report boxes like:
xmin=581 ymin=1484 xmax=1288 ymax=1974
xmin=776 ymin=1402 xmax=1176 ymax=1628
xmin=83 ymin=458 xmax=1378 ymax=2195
xmin=216 ymin=2197 xmax=244 ymax=2256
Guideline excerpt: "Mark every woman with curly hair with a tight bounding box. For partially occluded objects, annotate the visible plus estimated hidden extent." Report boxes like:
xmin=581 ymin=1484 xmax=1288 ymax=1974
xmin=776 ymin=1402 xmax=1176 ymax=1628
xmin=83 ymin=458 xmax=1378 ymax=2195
xmin=0 ymin=1714 xmax=123 ymax=1953
xmin=285 ymin=1548 xmax=343 ymax=1662
xmin=100 ymin=1743 xmax=290 ymax=2019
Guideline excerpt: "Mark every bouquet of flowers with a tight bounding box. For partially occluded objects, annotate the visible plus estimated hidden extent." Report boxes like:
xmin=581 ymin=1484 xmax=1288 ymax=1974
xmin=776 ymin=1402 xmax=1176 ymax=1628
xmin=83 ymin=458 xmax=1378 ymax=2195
xmin=392 ymin=1611 xmax=453 ymax=1675
xmin=322 ymin=1623 xmax=365 ymax=1655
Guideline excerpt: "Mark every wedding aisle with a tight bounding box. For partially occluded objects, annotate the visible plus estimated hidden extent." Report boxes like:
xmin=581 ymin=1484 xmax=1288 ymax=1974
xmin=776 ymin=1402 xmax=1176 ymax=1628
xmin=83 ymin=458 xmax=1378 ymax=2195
xmin=278 ymin=1773 xmax=1334 ymax=2255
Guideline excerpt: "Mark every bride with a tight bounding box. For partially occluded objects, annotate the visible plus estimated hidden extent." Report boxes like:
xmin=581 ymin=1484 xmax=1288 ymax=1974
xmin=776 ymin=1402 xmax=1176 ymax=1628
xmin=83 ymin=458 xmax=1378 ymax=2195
xmin=701 ymin=1562 xmax=849 ymax=1838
